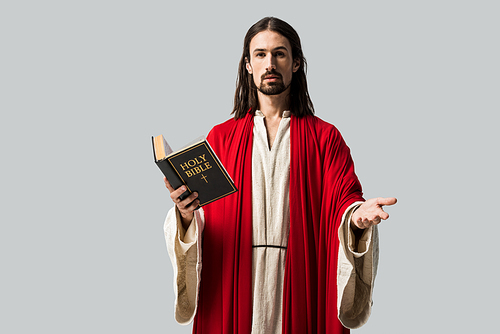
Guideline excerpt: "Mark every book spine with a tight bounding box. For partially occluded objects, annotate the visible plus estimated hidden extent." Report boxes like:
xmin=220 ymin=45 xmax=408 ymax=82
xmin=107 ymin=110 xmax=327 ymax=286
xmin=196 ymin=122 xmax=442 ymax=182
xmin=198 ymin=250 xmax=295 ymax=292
xmin=155 ymin=159 xmax=191 ymax=201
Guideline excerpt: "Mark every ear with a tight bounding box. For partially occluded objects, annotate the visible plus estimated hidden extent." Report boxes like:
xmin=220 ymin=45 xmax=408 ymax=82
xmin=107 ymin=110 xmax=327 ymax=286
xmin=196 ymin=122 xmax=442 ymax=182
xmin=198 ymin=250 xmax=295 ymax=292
xmin=292 ymin=58 xmax=300 ymax=73
xmin=245 ymin=57 xmax=253 ymax=74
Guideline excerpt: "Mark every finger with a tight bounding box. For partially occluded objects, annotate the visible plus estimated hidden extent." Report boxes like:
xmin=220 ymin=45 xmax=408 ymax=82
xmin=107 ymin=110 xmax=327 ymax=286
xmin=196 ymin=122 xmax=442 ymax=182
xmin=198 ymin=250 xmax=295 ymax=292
xmin=170 ymin=185 xmax=188 ymax=201
xmin=377 ymin=197 xmax=397 ymax=206
xmin=353 ymin=219 xmax=365 ymax=230
xmin=354 ymin=217 xmax=363 ymax=229
xmin=375 ymin=208 xmax=390 ymax=220
xmin=177 ymin=192 xmax=199 ymax=209
xmin=362 ymin=220 xmax=371 ymax=229
xmin=185 ymin=198 xmax=200 ymax=212
xmin=164 ymin=177 xmax=175 ymax=193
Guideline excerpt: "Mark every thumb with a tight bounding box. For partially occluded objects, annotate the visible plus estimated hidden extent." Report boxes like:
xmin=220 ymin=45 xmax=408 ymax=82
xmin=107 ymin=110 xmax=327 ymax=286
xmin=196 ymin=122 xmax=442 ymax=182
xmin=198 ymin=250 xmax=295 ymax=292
xmin=377 ymin=197 xmax=398 ymax=206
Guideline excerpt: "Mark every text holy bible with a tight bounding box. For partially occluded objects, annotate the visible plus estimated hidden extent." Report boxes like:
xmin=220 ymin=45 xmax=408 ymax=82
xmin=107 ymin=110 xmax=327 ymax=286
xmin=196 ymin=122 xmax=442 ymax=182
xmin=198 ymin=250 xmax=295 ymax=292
xmin=152 ymin=135 xmax=237 ymax=207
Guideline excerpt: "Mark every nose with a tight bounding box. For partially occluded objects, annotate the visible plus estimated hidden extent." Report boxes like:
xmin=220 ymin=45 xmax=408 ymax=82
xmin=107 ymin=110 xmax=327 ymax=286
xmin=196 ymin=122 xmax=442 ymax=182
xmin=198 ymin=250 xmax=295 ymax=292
xmin=265 ymin=55 xmax=276 ymax=71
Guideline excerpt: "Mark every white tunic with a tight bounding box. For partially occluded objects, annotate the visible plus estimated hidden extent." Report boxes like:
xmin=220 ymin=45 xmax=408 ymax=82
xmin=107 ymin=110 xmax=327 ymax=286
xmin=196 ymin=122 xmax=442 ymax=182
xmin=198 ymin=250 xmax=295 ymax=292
xmin=250 ymin=110 xmax=291 ymax=333
xmin=164 ymin=112 xmax=378 ymax=331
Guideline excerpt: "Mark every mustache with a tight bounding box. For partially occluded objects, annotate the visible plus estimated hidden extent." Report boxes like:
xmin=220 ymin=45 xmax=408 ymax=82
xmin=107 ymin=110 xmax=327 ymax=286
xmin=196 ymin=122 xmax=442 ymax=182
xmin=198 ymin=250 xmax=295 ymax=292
xmin=261 ymin=69 xmax=282 ymax=81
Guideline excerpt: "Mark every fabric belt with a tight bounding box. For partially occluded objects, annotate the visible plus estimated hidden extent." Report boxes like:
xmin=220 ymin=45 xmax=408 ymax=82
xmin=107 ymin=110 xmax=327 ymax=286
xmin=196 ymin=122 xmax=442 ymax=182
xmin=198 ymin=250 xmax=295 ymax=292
xmin=252 ymin=245 xmax=287 ymax=249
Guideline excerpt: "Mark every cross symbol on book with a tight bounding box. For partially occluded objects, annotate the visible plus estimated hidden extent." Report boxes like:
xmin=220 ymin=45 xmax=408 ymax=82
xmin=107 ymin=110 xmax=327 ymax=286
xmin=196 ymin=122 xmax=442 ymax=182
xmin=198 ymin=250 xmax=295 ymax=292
xmin=201 ymin=174 xmax=208 ymax=183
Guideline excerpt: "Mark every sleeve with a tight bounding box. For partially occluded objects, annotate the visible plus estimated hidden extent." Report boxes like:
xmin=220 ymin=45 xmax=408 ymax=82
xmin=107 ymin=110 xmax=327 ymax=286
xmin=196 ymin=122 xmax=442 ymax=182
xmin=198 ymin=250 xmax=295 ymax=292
xmin=164 ymin=206 xmax=205 ymax=325
xmin=337 ymin=201 xmax=379 ymax=329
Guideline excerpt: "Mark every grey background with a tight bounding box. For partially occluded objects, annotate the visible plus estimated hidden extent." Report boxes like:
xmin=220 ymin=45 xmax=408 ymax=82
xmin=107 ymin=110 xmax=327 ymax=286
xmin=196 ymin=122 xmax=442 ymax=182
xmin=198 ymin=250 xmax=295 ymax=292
xmin=1 ymin=0 xmax=498 ymax=333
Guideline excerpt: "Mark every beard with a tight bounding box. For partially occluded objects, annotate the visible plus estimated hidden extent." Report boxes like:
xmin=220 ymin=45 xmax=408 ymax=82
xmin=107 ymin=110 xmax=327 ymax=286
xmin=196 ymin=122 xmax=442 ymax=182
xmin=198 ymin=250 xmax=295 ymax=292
xmin=256 ymin=70 xmax=290 ymax=96
xmin=258 ymin=82 xmax=287 ymax=95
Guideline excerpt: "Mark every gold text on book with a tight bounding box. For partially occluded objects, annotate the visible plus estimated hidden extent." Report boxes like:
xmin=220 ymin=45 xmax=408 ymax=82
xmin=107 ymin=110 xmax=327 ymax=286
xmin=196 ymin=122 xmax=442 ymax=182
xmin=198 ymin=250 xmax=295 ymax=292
xmin=179 ymin=154 xmax=213 ymax=178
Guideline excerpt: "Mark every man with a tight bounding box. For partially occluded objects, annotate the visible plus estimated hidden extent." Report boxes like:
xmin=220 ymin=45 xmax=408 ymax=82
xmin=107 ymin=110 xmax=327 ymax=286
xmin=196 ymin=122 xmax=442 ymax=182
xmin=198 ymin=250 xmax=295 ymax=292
xmin=163 ymin=17 xmax=397 ymax=334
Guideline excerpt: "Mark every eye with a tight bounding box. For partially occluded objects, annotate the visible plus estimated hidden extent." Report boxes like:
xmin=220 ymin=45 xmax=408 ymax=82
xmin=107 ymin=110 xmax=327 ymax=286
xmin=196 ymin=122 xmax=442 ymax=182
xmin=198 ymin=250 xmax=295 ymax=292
xmin=255 ymin=52 xmax=266 ymax=58
xmin=276 ymin=51 xmax=286 ymax=57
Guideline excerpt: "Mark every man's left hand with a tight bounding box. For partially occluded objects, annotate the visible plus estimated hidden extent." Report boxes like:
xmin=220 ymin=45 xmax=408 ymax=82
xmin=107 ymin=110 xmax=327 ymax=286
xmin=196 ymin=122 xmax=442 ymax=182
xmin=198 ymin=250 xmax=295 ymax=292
xmin=351 ymin=197 xmax=397 ymax=230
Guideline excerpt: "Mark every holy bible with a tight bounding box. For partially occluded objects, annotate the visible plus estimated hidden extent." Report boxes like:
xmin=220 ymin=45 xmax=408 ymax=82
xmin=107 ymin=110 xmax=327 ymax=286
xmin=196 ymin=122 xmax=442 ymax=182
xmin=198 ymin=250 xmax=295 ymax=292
xmin=152 ymin=134 xmax=238 ymax=207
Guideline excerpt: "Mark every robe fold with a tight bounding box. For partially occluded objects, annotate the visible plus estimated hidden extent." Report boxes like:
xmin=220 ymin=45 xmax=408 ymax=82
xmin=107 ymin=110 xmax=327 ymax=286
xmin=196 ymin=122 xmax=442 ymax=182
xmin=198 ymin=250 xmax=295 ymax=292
xmin=194 ymin=112 xmax=364 ymax=334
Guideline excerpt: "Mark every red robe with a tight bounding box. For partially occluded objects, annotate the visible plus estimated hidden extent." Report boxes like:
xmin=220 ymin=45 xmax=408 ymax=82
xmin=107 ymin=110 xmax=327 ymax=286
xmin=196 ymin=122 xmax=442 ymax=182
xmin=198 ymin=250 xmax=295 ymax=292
xmin=194 ymin=112 xmax=364 ymax=334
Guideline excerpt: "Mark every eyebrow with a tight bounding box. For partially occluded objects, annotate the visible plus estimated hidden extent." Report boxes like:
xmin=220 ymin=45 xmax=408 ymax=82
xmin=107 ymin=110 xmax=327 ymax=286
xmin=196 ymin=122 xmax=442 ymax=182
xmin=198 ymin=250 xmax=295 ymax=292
xmin=252 ymin=46 xmax=289 ymax=53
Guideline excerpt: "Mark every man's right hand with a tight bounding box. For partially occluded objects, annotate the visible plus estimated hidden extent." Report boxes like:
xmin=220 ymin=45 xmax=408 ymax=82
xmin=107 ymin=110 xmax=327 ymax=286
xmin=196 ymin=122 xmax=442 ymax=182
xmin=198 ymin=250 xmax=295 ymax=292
xmin=164 ymin=177 xmax=199 ymax=230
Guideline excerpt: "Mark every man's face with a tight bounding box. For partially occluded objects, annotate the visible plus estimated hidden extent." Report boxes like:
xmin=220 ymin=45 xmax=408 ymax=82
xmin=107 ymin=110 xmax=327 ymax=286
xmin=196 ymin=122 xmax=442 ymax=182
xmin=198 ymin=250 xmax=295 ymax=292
xmin=246 ymin=30 xmax=300 ymax=96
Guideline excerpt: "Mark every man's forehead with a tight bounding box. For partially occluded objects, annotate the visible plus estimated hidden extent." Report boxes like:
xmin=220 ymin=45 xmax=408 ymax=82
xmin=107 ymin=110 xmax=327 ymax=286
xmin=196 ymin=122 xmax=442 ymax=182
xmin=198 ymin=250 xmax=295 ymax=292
xmin=249 ymin=30 xmax=292 ymax=52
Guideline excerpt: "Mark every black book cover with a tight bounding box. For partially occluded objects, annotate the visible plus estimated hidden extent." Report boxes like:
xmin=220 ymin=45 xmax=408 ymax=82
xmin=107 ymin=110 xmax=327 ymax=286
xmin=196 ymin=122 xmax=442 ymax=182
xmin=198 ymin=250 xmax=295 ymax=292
xmin=153 ymin=137 xmax=237 ymax=207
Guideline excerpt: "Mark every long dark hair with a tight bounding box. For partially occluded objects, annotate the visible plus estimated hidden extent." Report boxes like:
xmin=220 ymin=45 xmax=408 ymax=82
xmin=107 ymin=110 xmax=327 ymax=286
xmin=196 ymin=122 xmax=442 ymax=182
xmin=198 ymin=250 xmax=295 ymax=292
xmin=232 ymin=17 xmax=315 ymax=119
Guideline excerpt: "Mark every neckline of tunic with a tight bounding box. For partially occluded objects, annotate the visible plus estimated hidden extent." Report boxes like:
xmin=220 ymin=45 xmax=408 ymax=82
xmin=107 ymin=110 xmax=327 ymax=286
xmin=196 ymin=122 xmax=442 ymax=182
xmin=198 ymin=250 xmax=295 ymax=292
xmin=254 ymin=110 xmax=291 ymax=152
